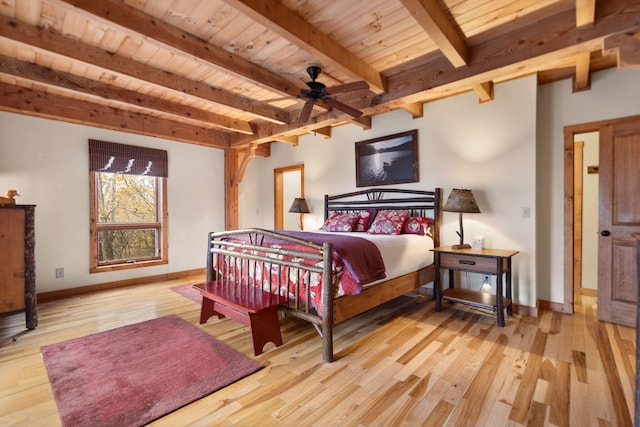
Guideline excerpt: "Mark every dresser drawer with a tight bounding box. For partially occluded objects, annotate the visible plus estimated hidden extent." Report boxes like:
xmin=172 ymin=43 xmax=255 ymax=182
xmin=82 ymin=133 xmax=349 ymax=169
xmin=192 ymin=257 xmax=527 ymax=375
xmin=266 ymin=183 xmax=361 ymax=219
xmin=439 ymin=252 xmax=499 ymax=274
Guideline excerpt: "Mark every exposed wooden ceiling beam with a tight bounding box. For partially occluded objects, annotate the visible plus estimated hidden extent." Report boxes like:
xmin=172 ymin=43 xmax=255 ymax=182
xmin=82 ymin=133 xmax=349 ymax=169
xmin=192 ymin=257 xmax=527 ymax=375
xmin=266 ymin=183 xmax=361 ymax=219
xmin=231 ymin=109 xmax=353 ymax=147
xmin=273 ymin=135 xmax=299 ymax=146
xmin=384 ymin=0 xmax=640 ymax=104
xmin=576 ymin=0 xmax=597 ymax=27
xmin=223 ymin=0 xmax=387 ymax=94
xmin=351 ymin=116 xmax=372 ymax=130
xmin=232 ymin=0 xmax=640 ymax=146
xmin=573 ymin=52 xmax=592 ymax=91
xmin=2 ymin=0 xmax=636 ymax=150
xmin=537 ymin=50 xmax=617 ymax=84
xmin=399 ymin=0 xmax=469 ymax=67
xmin=0 ymin=14 xmax=290 ymax=124
xmin=0 ymin=81 xmax=230 ymax=148
xmin=0 ymin=54 xmax=254 ymax=135
xmin=59 ymin=0 xmax=303 ymax=100
xmin=603 ymin=33 xmax=640 ymax=68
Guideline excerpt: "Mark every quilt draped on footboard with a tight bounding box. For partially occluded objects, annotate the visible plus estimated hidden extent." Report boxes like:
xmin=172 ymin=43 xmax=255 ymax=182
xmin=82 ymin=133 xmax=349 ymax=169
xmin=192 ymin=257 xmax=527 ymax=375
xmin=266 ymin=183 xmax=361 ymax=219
xmin=211 ymin=230 xmax=386 ymax=316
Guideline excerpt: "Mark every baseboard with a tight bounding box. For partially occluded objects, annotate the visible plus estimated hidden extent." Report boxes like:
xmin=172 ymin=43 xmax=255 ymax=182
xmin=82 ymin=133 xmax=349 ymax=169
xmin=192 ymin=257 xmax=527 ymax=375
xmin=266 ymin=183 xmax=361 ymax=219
xmin=580 ymin=288 xmax=597 ymax=297
xmin=37 ymin=268 xmax=205 ymax=302
xmin=537 ymin=299 xmax=566 ymax=313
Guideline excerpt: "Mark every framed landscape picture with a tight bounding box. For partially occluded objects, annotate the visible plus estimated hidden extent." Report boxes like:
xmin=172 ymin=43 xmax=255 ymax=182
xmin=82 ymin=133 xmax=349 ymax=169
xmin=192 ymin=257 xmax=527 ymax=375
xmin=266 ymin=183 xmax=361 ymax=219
xmin=355 ymin=130 xmax=419 ymax=187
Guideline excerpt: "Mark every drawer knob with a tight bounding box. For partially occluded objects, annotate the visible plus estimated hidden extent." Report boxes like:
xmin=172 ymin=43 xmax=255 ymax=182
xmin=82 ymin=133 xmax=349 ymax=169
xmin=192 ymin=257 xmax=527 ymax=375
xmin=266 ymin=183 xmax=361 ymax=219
xmin=459 ymin=260 xmax=476 ymax=265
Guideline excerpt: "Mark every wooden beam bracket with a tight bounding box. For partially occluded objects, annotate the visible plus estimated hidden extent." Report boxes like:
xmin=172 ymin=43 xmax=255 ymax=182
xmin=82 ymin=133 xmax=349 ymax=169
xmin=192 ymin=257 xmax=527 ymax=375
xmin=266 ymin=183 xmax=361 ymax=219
xmin=313 ymin=127 xmax=332 ymax=139
xmin=472 ymin=81 xmax=494 ymax=103
xmin=573 ymin=52 xmax=592 ymax=92
xmin=399 ymin=102 xmax=424 ymax=118
xmin=232 ymin=143 xmax=258 ymax=187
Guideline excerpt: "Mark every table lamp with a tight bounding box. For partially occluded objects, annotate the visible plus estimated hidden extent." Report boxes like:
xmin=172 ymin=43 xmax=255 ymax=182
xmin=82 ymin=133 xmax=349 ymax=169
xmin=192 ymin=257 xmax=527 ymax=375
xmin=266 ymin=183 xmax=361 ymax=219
xmin=288 ymin=197 xmax=311 ymax=230
xmin=442 ymin=189 xmax=481 ymax=249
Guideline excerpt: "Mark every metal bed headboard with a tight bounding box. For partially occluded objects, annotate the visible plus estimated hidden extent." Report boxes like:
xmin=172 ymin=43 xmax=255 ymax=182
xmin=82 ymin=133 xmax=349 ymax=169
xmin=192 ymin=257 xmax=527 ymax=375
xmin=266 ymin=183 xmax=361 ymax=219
xmin=323 ymin=187 xmax=442 ymax=246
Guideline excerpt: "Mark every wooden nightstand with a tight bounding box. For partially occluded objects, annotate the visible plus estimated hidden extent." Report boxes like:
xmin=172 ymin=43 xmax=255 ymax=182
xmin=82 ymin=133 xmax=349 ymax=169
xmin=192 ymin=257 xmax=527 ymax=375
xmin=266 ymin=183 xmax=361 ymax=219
xmin=431 ymin=246 xmax=519 ymax=327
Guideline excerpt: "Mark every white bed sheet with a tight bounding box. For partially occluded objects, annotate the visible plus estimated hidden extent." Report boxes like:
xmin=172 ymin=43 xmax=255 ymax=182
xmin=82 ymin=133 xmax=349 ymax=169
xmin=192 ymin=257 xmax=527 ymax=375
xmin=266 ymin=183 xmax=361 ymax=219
xmin=315 ymin=231 xmax=434 ymax=287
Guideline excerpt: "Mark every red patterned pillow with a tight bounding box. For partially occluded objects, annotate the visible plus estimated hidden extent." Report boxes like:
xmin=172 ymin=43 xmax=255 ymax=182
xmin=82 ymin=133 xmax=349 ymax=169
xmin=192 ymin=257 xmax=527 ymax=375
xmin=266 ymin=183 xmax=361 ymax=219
xmin=320 ymin=212 xmax=360 ymax=232
xmin=354 ymin=209 xmax=377 ymax=232
xmin=367 ymin=210 xmax=409 ymax=235
xmin=401 ymin=216 xmax=434 ymax=236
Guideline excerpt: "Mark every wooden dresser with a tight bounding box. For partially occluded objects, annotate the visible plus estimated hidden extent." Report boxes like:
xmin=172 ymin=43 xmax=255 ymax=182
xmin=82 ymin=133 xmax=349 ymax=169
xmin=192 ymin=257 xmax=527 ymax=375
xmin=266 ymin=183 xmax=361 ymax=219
xmin=0 ymin=205 xmax=37 ymax=329
xmin=635 ymin=233 xmax=640 ymax=426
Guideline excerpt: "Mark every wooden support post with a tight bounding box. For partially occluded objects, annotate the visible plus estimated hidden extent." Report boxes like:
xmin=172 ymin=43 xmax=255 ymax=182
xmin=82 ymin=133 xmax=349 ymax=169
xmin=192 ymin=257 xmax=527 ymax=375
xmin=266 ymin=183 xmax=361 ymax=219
xmin=224 ymin=148 xmax=239 ymax=231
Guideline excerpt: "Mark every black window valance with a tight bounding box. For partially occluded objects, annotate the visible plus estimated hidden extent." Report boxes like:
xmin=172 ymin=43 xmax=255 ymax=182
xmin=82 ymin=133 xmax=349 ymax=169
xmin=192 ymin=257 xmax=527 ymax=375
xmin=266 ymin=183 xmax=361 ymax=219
xmin=89 ymin=139 xmax=168 ymax=177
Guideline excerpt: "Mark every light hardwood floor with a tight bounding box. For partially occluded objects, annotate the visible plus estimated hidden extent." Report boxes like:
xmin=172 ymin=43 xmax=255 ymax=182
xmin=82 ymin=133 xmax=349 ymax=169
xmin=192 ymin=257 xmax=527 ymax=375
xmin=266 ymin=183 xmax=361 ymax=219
xmin=0 ymin=276 xmax=635 ymax=426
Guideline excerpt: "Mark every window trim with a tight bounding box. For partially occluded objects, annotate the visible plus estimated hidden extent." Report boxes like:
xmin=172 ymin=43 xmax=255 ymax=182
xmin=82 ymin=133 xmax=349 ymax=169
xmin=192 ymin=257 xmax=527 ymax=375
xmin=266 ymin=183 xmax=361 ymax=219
xmin=89 ymin=171 xmax=168 ymax=273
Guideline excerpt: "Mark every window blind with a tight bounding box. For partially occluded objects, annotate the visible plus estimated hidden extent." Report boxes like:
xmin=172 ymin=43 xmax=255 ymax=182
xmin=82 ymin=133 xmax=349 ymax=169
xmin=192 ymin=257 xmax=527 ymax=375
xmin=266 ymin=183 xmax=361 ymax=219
xmin=88 ymin=139 xmax=168 ymax=177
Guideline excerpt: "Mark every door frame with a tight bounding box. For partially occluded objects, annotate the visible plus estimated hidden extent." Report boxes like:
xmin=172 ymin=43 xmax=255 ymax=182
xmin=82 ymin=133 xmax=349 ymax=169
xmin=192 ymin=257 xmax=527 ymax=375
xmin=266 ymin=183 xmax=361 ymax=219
xmin=563 ymin=114 xmax=640 ymax=313
xmin=273 ymin=164 xmax=304 ymax=229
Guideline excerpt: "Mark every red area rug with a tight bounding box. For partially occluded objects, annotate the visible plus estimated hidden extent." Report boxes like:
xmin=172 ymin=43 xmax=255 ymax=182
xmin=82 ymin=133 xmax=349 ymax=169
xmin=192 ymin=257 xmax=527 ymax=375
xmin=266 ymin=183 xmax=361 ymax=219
xmin=170 ymin=283 xmax=202 ymax=304
xmin=41 ymin=314 xmax=261 ymax=427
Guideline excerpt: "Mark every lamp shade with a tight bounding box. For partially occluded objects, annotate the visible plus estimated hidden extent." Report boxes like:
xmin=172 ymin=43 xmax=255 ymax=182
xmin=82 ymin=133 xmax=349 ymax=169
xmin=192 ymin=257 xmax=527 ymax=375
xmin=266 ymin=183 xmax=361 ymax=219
xmin=443 ymin=189 xmax=480 ymax=249
xmin=442 ymin=189 xmax=481 ymax=213
xmin=288 ymin=197 xmax=311 ymax=214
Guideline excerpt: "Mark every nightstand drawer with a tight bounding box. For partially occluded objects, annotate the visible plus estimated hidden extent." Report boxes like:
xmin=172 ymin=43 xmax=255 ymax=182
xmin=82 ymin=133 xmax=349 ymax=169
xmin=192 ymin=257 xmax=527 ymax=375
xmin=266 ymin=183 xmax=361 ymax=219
xmin=439 ymin=252 xmax=498 ymax=274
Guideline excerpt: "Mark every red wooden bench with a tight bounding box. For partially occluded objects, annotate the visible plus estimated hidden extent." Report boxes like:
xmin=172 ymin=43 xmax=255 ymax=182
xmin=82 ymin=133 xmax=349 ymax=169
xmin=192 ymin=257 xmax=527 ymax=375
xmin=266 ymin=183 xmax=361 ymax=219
xmin=193 ymin=281 xmax=288 ymax=356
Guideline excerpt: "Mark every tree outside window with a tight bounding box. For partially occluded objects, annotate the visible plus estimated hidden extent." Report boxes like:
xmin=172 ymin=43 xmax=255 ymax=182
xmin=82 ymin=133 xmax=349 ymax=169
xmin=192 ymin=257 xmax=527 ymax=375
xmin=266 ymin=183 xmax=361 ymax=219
xmin=89 ymin=140 xmax=168 ymax=272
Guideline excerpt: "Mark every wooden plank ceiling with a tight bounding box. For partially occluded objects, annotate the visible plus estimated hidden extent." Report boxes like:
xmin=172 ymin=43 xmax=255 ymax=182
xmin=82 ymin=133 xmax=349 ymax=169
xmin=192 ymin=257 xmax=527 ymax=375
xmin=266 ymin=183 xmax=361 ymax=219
xmin=0 ymin=0 xmax=638 ymax=152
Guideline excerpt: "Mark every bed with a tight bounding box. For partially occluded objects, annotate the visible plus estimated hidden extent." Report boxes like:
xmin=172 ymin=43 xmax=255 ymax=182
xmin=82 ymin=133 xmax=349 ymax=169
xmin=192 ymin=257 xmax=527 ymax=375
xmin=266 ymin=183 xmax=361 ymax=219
xmin=205 ymin=187 xmax=442 ymax=362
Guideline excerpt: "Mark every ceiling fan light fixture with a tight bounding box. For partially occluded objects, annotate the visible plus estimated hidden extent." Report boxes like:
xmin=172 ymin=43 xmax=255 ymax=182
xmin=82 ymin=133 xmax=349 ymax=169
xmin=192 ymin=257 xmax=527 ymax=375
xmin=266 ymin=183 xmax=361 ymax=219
xmin=306 ymin=65 xmax=322 ymax=81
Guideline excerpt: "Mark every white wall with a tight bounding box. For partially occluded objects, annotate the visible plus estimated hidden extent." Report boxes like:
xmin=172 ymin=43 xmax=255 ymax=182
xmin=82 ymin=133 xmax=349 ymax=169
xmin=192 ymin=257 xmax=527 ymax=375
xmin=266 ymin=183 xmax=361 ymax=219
xmin=2 ymin=67 xmax=636 ymax=305
xmin=241 ymin=76 xmax=538 ymax=307
xmin=536 ymin=68 xmax=640 ymax=303
xmin=0 ymin=112 xmax=225 ymax=293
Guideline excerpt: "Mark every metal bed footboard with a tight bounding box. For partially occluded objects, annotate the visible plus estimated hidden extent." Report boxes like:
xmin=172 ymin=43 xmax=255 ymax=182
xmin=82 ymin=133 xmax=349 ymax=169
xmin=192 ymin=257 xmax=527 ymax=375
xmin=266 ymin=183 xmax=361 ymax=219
xmin=206 ymin=228 xmax=337 ymax=362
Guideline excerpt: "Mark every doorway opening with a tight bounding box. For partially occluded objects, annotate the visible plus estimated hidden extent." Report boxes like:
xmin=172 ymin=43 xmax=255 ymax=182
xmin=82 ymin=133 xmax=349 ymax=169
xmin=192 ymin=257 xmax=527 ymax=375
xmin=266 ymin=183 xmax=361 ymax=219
xmin=274 ymin=164 xmax=304 ymax=230
xmin=564 ymin=114 xmax=640 ymax=318
xmin=564 ymin=122 xmax=601 ymax=313
xmin=573 ymin=132 xmax=599 ymax=307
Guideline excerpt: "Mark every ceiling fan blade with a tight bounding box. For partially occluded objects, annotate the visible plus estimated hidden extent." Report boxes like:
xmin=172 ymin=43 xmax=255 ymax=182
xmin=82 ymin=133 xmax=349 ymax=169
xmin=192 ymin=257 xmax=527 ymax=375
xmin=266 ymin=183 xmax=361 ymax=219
xmin=322 ymin=97 xmax=363 ymax=118
xmin=297 ymin=101 xmax=315 ymax=123
xmin=325 ymin=80 xmax=369 ymax=95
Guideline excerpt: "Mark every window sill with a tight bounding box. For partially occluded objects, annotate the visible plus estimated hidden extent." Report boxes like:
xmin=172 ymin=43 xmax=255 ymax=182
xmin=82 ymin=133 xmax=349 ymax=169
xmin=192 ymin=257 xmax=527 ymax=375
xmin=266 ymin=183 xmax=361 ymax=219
xmin=90 ymin=259 xmax=168 ymax=274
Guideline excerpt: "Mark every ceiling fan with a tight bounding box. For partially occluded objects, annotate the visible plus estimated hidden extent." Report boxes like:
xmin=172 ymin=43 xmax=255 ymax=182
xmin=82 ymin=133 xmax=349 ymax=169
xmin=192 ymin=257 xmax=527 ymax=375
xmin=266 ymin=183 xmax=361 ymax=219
xmin=266 ymin=66 xmax=369 ymax=123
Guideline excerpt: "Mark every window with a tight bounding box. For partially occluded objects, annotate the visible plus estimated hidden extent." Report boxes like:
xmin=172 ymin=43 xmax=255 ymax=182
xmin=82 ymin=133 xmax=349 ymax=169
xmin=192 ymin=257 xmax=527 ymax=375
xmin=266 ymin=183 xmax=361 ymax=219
xmin=89 ymin=140 xmax=168 ymax=272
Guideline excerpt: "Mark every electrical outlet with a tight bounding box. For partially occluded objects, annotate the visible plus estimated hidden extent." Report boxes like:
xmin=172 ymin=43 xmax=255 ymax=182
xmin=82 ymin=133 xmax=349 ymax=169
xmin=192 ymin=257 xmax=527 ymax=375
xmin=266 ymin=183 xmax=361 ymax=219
xmin=55 ymin=268 xmax=64 ymax=279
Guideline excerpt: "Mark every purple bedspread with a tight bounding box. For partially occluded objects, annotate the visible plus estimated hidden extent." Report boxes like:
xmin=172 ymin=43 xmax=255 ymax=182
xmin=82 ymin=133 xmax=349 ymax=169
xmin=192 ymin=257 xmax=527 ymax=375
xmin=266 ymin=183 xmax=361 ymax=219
xmin=273 ymin=230 xmax=387 ymax=286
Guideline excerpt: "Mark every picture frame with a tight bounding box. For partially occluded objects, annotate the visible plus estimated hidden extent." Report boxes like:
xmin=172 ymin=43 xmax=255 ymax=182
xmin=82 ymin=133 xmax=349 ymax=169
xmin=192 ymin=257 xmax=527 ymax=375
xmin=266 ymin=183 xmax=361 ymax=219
xmin=355 ymin=130 xmax=419 ymax=187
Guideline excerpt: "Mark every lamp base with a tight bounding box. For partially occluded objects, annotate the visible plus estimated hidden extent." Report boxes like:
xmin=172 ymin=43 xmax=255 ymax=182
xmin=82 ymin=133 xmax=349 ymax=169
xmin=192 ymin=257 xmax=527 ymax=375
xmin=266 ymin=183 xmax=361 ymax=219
xmin=451 ymin=243 xmax=471 ymax=249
